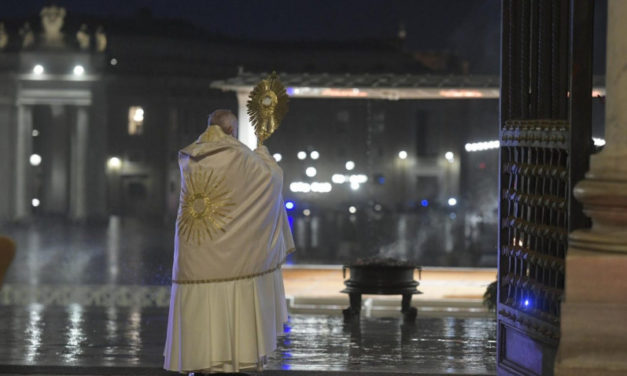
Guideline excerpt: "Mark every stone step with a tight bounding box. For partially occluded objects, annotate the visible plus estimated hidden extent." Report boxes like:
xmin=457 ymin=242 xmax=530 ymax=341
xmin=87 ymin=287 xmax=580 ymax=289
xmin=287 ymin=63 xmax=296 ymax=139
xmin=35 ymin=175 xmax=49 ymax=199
xmin=288 ymin=296 xmax=490 ymax=318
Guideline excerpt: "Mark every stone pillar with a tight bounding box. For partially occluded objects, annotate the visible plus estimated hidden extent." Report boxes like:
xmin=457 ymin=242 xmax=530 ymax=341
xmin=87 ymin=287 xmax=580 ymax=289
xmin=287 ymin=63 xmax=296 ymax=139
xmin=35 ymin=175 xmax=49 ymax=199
xmin=42 ymin=105 xmax=70 ymax=215
xmin=0 ymin=104 xmax=12 ymax=223
xmin=14 ymin=105 xmax=32 ymax=221
xmin=236 ymin=90 xmax=257 ymax=150
xmin=69 ymin=106 xmax=88 ymax=221
xmin=555 ymin=1 xmax=627 ymax=374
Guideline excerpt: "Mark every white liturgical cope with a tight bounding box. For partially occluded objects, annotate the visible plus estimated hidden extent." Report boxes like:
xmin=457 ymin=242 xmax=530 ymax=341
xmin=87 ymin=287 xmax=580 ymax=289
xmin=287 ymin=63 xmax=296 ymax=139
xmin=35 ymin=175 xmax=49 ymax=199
xmin=172 ymin=125 xmax=295 ymax=283
xmin=164 ymin=125 xmax=294 ymax=373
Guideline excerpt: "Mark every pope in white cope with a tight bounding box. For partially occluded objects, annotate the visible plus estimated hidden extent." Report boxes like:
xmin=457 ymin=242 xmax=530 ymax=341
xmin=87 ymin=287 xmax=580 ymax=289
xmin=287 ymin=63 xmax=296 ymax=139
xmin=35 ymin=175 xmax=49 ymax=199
xmin=164 ymin=109 xmax=295 ymax=374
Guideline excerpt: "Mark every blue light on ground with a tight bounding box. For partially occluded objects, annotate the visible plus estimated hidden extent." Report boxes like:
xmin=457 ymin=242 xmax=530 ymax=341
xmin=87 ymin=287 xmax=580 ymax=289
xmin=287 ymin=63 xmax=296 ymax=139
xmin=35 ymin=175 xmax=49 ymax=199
xmin=421 ymin=199 xmax=429 ymax=207
xmin=285 ymin=201 xmax=295 ymax=210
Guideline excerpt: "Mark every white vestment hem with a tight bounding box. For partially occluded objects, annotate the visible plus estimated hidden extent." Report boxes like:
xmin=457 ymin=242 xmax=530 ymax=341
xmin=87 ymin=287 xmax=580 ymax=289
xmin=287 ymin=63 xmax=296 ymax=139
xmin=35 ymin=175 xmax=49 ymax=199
xmin=163 ymin=268 xmax=288 ymax=373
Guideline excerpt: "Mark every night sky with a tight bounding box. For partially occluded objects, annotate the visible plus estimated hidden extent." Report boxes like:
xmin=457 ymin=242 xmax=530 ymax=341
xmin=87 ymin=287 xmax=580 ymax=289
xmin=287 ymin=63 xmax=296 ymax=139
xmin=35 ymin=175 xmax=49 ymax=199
xmin=1 ymin=0 xmax=502 ymax=73
xmin=0 ymin=0 xmax=607 ymax=74
xmin=0 ymin=1 xmax=493 ymax=43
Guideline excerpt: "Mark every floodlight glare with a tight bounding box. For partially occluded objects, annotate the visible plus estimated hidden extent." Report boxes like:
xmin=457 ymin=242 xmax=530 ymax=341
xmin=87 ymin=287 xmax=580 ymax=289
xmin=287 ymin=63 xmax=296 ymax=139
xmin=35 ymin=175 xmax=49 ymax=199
xmin=107 ymin=157 xmax=122 ymax=170
xmin=29 ymin=154 xmax=42 ymax=166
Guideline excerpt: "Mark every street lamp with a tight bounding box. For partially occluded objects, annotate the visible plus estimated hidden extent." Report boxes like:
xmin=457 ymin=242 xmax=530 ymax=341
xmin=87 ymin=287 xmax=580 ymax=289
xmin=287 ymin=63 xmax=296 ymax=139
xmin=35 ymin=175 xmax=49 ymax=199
xmin=73 ymin=65 xmax=85 ymax=76
xmin=305 ymin=167 xmax=317 ymax=177
xmin=107 ymin=157 xmax=122 ymax=170
xmin=332 ymin=174 xmax=346 ymax=184
xmin=29 ymin=154 xmax=42 ymax=166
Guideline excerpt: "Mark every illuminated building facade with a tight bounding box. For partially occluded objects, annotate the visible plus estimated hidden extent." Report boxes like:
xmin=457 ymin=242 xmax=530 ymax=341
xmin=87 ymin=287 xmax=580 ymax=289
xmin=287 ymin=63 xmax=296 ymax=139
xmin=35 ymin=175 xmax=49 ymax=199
xmin=0 ymin=6 xmax=465 ymax=225
xmin=0 ymin=7 xmax=605 ymax=267
xmin=0 ymin=7 xmax=541 ymax=266
xmin=0 ymin=6 xmax=107 ymax=222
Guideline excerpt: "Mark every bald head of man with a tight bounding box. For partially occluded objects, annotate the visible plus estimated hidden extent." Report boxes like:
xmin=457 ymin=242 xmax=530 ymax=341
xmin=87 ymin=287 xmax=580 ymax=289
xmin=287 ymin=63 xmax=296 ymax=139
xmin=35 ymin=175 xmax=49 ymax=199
xmin=207 ymin=109 xmax=238 ymax=138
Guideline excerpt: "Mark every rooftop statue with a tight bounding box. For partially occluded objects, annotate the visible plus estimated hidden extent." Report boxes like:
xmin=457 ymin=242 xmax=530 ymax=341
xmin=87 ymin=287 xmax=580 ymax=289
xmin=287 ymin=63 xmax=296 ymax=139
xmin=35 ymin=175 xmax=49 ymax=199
xmin=95 ymin=26 xmax=106 ymax=52
xmin=19 ymin=23 xmax=34 ymax=49
xmin=0 ymin=23 xmax=8 ymax=50
xmin=40 ymin=5 xmax=66 ymax=47
xmin=76 ymin=24 xmax=89 ymax=50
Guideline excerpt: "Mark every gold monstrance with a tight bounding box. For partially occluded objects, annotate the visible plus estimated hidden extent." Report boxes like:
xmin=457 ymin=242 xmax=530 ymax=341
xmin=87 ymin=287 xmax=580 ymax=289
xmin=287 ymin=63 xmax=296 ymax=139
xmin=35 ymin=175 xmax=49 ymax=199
xmin=247 ymin=72 xmax=289 ymax=146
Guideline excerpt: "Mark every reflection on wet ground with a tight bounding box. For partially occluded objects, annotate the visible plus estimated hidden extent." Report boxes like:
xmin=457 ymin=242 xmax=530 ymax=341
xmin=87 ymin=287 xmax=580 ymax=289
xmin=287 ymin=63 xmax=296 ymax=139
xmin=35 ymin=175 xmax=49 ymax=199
xmin=0 ymin=305 xmax=496 ymax=375
xmin=0 ymin=305 xmax=163 ymax=368
xmin=274 ymin=315 xmax=496 ymax=373
xmin=0 ymin=218 xmax=496 ymax=374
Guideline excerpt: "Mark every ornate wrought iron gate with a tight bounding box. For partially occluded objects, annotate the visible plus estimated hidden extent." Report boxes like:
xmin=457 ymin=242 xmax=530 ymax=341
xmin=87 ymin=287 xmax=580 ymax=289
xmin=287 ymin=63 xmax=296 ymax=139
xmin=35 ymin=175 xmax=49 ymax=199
xmin=497 ymin=1 xmax=593 ymax=374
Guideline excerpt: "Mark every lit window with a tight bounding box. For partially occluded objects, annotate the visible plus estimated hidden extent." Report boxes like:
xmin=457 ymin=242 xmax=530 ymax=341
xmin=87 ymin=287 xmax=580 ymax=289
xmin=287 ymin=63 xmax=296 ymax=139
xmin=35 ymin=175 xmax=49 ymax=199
xmin=128 ymin=106 xmax=144 ymax=135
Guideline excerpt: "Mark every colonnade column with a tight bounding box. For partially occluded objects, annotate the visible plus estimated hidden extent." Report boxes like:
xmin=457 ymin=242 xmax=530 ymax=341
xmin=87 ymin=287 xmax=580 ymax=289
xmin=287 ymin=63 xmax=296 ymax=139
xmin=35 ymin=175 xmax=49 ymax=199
xmin=236 ymin=90 xmax=257 ymax=150
xmin=555 ymin=0 xmax=627 ymax=374
xmin=14 ymin=104 xmax=32 ymax=221
xmin=69 ymin=106 xmax=88 ymax=221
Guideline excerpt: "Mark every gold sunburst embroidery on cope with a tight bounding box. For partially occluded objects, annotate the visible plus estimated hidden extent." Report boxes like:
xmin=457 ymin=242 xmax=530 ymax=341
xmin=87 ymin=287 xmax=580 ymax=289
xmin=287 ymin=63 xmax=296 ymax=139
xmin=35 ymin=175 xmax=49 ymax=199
xmin=177 ymin=169 xmax=234 ymax=244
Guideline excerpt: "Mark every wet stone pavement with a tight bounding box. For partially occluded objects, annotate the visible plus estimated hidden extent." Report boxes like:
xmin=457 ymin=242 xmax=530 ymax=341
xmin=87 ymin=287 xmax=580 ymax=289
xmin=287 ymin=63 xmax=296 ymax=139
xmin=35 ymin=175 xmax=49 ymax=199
xmin=0 ymin=305 xmax=496 ymax=375
xmin=0 ymin=219 xmax=496 ymax=375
